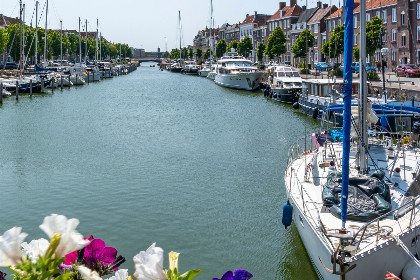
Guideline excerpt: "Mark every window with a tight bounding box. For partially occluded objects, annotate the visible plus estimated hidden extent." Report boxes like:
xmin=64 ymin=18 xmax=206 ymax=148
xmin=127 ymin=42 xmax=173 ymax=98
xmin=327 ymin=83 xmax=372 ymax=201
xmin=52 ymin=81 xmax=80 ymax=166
xmin=392 ymin=49 xmax=396 ymax=62
xmin=392 ymin=28 xmax=396 ymax=41
xmin=354 ymin=16 xmax=357 ymax=28
xmin=417 ymin=26 xmax=420 ymax=40
xmin=401 ymin=12 xmax=405 ymax=25
xmin=328 ymin=21 xmax=332 ymax=32
xmin=314 ymin=23 xmax=318 ymax=33
xmin=417 ymin=3 xmax=420 ymax=19
xmin=314 ymin=52 xmax=318 ymax=63
xmin=376 ymin=11 xmax=381 ymax=19
xmin=382 ymin=10 xmax=387 ymax=23
xmin=392 ymin=8 xmax=396 ymax=22
xmin=288 ymin=19 xmax=290 ymax=28
xmin=402 ymin=34 xmax=406 ymax=46
xmin=354 ymin=34 xmax=357 ymax=45
xmin=417 ymin=49 xmax=420 ymax=64
xmin=366 ymin=13 xmax=371 ymax=21
xmin=314 ymin=36 xmax=318 ymax=47
xmin=333 ymin=20 xmax=336 ymax=29
xmin=338 ymin=19 xmax=342 ymax=25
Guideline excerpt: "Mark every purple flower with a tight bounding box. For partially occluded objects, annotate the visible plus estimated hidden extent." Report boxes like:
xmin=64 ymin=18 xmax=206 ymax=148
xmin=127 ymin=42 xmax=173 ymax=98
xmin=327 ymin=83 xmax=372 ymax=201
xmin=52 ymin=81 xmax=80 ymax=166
xmin=84 ymin=239 xmax=117 ymax=267
xmin=0 ymin=271 xmax=6 ymax=280
xmin=213 ymin=269 xmax=253 ymax=280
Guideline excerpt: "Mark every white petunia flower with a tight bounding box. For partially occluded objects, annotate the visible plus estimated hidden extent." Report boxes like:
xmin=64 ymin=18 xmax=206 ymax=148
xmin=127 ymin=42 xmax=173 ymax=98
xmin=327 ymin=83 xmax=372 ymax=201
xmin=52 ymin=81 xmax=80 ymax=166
xmin=76 ymin=265 xmax=103 ymax=280
xmin=39 ymin=214 xmax=90 ymax=258
xmin=133 ymin=243 xmax=167 ymax=280
xmin=21 ymin=238 xmax=49 ymax=263
xmin=0 ymin=227 xmax=28 ymax=266
xmin=106 ymin=269 xmax=129 ymax=280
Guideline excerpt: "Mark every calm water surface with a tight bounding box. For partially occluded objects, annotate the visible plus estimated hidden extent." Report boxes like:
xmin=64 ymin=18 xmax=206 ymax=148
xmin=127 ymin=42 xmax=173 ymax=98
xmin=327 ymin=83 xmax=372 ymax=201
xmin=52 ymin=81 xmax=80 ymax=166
xmin=0 ymin=63 xmax=319 ymax=279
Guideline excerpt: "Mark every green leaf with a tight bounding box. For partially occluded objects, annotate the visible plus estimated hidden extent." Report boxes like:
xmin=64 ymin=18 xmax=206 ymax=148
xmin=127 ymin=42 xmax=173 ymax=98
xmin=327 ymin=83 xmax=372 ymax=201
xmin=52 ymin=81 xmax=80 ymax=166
xmin=178 ymin=269 xmax=202 ymax=280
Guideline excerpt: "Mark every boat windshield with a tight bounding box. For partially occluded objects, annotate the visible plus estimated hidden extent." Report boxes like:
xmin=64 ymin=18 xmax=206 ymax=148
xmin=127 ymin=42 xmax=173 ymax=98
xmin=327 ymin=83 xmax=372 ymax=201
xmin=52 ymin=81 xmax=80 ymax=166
xmin=226 ymin=61 xmax=252 ymax=67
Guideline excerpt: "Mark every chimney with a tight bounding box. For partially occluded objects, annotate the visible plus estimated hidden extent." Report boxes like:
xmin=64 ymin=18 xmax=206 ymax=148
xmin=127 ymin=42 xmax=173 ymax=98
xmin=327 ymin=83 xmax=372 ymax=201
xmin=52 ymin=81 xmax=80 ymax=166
xmin=279 ymin=2 xmax=286 ymax=10
xmin=290 ymin=0 xmax=297 ymax=6
xmin=317 ymin=1 xmax=322 ymax=8
xmin=323 ymin=3 xmax=328 ymax=8
xmin=302 ymin=5 xmax=306 ymax=11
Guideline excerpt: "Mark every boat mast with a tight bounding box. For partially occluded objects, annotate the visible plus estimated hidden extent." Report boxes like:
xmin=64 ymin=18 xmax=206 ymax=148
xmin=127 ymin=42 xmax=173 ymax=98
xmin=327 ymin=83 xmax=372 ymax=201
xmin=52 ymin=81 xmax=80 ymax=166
xmin=19 ymin=0 xmax=23 ymax=77
xmin=85 ymin=19 xmax=88 ymax=63
xmin=44 ymin=0 xmax=48 ymax=65
xmin=341 ymin=0 xmax=355 ymax=228
xmin=78 ymin=17 xmax=81 ymax=64
xmin=96 ymin=19 xmax=99 ymax=62
xmin=22 ymin=3 xmax=25 ymax=69
xmin=210 ymin=0 xmax=213 ymax=65
xmin=359 ymin=0 xmax=369 ymax=173
xmin=179 ymin=10 xmax=182 ymax=60
xmin=60 ymin=20 xmax=62 ymax=66
xmin=35 ymin=1 xmax=38 ymax=65
xmin=99 ymin=33 xmax=102 ymax=61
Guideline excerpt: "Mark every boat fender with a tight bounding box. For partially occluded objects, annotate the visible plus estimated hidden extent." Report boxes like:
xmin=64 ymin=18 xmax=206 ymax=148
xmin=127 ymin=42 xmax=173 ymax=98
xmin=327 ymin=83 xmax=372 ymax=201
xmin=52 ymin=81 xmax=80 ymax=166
xmin=282 ymin=200 xmax=293 ymax=229
xmin=402 ymin=258 xmax=420 ymax=280
xmin=312 ymin=108 xmax=319 ymax=119
xmin=273 ymin=93 xmax=278 ymax=99
xmin=293 ymin=102 xmax=300 ymax=109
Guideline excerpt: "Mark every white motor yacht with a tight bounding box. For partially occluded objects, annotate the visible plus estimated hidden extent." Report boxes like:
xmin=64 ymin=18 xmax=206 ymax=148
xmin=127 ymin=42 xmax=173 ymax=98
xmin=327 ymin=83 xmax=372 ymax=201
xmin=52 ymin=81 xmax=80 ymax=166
xmin=268 ymin=66 xmax=303 ymax=103
xmin=214 ymin=51 xmax=263 ymax=91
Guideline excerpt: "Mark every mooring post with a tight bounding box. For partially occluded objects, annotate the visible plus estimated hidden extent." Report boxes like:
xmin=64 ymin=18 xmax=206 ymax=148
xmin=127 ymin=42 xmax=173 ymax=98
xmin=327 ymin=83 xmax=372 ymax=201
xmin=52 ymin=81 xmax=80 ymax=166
xmin=61 ymin=75 xmax=63 ymax=90
xmin=51 ymin=78 xmax=54 ymax=93
xmin=76 ymin=74 xmax=78 ymax=85
xmin=0 ymin=83 xmax=3 ymax=104
xmin=41 ymin=76 xmax=44 ymax=92
xmin=30 ymin=79 xmax=33 ymax=96
xmin=15 ymin=81 xmax=19 ymax=100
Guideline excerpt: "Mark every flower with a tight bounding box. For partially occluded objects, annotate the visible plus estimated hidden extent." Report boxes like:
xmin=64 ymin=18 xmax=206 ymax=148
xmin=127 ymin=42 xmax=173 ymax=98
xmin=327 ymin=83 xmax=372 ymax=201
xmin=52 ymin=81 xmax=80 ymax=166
xmin=0 ymin=227 xmax=28 ymax=266
xmin=385 ymin=272 xmax=400 ymax=280
xmin=168 ymin=251 xmax=179 ymax=271
xmin=64 ymin=235 xmax=95 ymax=266
xmin=0 ymin=271 xmax=6 ymax=280
xmin=76 ymin=265 xmax=103 ymax=280
xmin=21 ymin=238 xmax=49 ymax=263
xmin=213 ymin=269 xmax=253 ymax=280
xmin=85 ymin=238 xmax=117 ymax=268
xmin=39 ymin=214 xmax=90 ymax=258
xmin=133 ymin=243 xmax=166 ymax=280
xmin=106 ymin=269 xmax=128 ymax=280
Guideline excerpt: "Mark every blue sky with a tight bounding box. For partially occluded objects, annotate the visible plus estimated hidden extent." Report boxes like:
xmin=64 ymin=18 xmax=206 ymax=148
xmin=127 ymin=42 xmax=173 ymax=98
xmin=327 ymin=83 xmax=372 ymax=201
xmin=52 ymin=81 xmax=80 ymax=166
xmin=1 ymin=0 xmax=341 ymax=51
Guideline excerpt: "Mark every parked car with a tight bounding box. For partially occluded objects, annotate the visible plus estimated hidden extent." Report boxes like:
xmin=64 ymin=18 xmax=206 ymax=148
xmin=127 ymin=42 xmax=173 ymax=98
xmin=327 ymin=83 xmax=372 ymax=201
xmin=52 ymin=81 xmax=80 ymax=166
xmin=354 ymin=62 xmax=376 ymax=72
xmin=315 ymin=62 xmax=329 ymax=71
xmin=395 ymin=64 xmax=420 ymax=77
xmin=339 ymin=62 xmax=356 ymax=72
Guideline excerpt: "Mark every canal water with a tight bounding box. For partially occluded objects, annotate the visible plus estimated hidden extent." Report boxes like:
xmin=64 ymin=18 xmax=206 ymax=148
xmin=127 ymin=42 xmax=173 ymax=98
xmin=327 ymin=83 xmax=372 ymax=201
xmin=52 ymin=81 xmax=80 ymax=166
xmin=0 ymin=63 xmax=319 ymax=279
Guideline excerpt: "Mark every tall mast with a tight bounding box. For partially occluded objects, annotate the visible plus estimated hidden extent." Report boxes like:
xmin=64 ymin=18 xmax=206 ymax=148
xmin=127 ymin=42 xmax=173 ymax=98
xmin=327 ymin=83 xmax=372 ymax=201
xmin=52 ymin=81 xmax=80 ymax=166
xmin=359 ymin=0 xmax=369 ymax=173
xmin=99 ymin=33 xmax=102 ymax=61
xmin=96 ymin=19 xmax=99 ymax=62
xmin=85 ymin=19 xmax=88 ymax=63
xmin=210 ymin=0 xmax=213 ymax=65
xmin=78 ymin=17 xmax=81 ymax=64
xmin=60 ymin=20 xmax=63 ymax=65
xmin=22 ymin=3 xmax=25 ymax=68
xmin=179 ymin=10 xmax=181 ymax=60
xmin=35 ymin=1 xmax=38 ymax=65
xmin=341 ymin=0 xmax=355 ymax=228
xmin=44 ymin=0 xmax=48 ymax=65
xmin=19 ymin=0 xmax=23 ymax=77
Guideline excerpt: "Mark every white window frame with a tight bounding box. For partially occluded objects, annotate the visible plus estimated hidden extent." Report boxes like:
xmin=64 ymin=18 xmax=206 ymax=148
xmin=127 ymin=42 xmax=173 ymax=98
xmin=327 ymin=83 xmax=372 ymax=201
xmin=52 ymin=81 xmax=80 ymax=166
xmin=366 ymin=13 xmax=371 ymax=21
xmin=401 ymin=13 xmax=405 ymax=25
xmin=314 ymin=23 xmax=318 ymax=33
xmin=417 ymin=26 xmax=420 ymax=40
xmin=376 ymin=11 xmax=381 ymax=19
xmin=354 ymin=34 xmax=357 ymax=45
xmin=354 ymin=16 xmax=357 ymax=28
xmin=392 ymin=8 xmax=396 ymax=22
xmin=402 ymin=34 xmax=406 ymax=46
xmin=392 ymin=28 xmax=397 ymax=41
xmin=392 ymin=50 xmax=396 ymax=62
xmin=417 ymin=3 xmax=420 ymax=19
xmin=382 ymin=10 xmax=387 ymax=23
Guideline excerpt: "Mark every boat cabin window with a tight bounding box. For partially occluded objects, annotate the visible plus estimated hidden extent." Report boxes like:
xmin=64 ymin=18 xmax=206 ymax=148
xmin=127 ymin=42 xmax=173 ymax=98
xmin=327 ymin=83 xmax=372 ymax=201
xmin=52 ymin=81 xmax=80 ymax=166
xmin=227 ymin=61 xmax=252 ymax=67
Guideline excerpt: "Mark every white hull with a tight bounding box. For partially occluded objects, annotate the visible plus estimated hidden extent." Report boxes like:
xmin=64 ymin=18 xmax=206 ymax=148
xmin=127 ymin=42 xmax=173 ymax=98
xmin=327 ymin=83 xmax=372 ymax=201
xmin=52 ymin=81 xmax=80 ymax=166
xmin=198 ymin=70 xmax=210 ymax=77
xmin=214 ymin=72 xmax=263 ymax=91
xmin=207 ymin=72 xmax=216 ymax=80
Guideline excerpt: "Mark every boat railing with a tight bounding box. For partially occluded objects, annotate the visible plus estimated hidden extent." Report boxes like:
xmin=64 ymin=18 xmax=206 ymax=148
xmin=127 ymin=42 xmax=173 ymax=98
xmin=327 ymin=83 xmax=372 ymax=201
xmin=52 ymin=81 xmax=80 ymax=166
xmin=350 ymin=194 xmax=420 ymax=252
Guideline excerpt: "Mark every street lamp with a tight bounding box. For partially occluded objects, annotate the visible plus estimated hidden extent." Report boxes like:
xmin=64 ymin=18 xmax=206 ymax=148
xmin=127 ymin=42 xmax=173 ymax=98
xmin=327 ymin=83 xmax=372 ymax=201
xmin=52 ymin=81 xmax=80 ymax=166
xmin=381 ymin=47 xmax=389 ymax=103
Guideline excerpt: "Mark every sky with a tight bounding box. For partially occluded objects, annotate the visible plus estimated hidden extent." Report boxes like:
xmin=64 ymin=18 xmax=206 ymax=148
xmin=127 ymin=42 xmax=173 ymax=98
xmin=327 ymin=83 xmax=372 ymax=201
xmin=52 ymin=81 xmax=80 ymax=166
xmin=1 ymin=0 xmax=341 ymax=52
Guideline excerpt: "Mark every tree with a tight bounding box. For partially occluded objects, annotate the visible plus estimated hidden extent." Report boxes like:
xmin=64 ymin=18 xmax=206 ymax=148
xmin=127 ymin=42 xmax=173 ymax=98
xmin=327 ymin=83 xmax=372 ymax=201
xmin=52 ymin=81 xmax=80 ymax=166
xmin=109 ymin=44 xmax=118 ymax=58
xmin=291 ymin=29 xmax=314 ymax=68
xmin=216 ymin=39 xmax=227 ymax=58
xmin=229 ymin=40 xmax=238 ymax=51
xmin=238 ymin=36 xmax=253 ymax=58
xmin=265 ymin=26 xmax=286 ymax=61
xmin=181 ymin=47 xmax=188 ymax=59
xmin=203 ymin=48 xmax=210 ymax=60
xmin=366 ymin=16 xmax=385 ymax=59
xmin=161 ymin=51 xmax=170 ymax=58
xmin=67 ymin=33 xmax=79 ymax=59
xmin=169 ymin=48 xmax=180 ymax=59
xmin=47 ymin=31 xmax=62 ymax=58
xmin=321 ymin=24 xmax=344 ymax=65
xmin=195 ymin=48 xmax=202 ymax=60
xmin=188 ymin=47 xmax=194 ymax=59
xmin=257 ymin=42 xmax=266 ymax=63
xmin=353 ymin=47 xmax=359 ymax=62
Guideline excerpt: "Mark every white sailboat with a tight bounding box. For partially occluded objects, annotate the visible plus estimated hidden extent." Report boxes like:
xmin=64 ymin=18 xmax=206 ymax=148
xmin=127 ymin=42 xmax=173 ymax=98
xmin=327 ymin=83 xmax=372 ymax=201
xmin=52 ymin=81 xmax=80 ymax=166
xmin=283 ymin=0 xmax=420 ymax=279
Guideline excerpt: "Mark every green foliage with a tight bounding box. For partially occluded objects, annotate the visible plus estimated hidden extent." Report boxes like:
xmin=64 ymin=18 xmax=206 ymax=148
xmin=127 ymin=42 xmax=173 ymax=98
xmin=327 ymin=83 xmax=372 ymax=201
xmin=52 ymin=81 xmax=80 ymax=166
xmin=367 ymin=70 xmax=380 ymax=80
xmin=181 ymin=47 xmax=188 ymax=59
xmin=203 ymin=48 xmax=210 ymax=60
xmin=0 ymin=28 xmax=7 ymax=54
xmin=238 ymin=36 xmax=253 ymax=57
xmin=10 ymin=256 xmax=74 ymax=280
xmin=229 ymin=40 xmax=238 ymax=51
xmin=328 ymin=68 xmax=343 ymax=77
xmin=167 ymin=268 xmax=202 ymax=280
xmin=353 ymin=46 xmax=359 ymax=61
xmin=291 ymin=29 xmax=314 ymax=60
xmin=162 ymin=51 xmax=170 ymax=58
xmin=216 ymin=39 xmax=227 ymax=58
xmin=169 ymin=48 xmax=180 ymax=59
xmin=322 ymin=24 xmax=344 ymax=59
xmin=297 ymin=62 xmax=305 ymax=68
xmin=188 ymin=47 xmax=194 ymax=59
xmin=366 ymin=16 xmax=385 ymax=57
xmin=195 ymin=48 xmax=202 ymax=59
xmin=265 ymin=26 xmax=286 ymax=61
xmin=257 ymin=42 xmax=266 ymax=62
xmin=300 ymin=68 xmax=310 ymax=74
xmin=109 ymin=44 xmax=118 ymax=58
xmin=67 ymin=33 xmax=79 ymax=57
